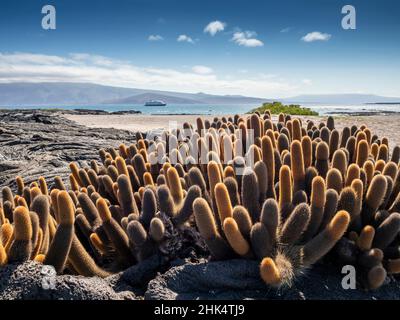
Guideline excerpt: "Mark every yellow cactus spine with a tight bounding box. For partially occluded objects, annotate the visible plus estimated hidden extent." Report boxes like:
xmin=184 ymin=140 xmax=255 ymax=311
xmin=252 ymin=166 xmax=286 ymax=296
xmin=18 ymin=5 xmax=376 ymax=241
xmin=44 ymin=191 xmax=75 ymax=273
xmin=193 ymin=198 xmax=232 ymax=260
xmin=8 ymin=206 xmax=32 ymax=262
xmin=291 ymin=140 xmax=305 ymax=192
xmin=215 ymin=182 xmax=233 ymax=223
xmin=223 ymin=217 xmax=250 ymax=256
xmin=303 ymin=210 xmax=350 ymax=266
xmin=97 ymin=198 xmax=135 ymax=266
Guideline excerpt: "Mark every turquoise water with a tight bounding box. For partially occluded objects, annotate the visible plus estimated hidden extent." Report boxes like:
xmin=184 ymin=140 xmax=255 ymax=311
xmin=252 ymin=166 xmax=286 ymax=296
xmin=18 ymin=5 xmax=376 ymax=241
xmin=1 ymin=103 xmax=400 ymax=115
xmin=0 ymin=103 xmax=256 ymax=115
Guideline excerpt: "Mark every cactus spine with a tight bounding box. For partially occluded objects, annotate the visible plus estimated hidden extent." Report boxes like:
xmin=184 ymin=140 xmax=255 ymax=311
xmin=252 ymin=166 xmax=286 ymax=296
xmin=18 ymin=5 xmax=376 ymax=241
xmin=303 ymin=210 xmax=350 ymax=266
xmin=8 ymin=206 xmax=32 ymax=262
xmin=44 ymin=191 xmax=74 ymax=273
xmin=97 ymin=198 xmax=135 ymax=266
xmin=193 ymin=198 xmax=232 ymax=260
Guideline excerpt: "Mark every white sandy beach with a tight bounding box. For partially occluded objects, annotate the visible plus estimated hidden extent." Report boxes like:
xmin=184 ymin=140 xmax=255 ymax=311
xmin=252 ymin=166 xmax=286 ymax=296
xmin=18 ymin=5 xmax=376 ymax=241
xmin=64 ymin=113 xmax=400 ymax=148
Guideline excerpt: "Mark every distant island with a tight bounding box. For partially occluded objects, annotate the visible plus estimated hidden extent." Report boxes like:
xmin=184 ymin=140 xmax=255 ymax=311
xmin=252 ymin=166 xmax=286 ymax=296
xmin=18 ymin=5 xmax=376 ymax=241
xmin=281 ymin=94 xmax=400 ymax=105
xmin=248 ymin=101 xmax=318 ymax=116
xmin=366 ymin=102 xmax=400 ymax=105
xmin=0 ymin=82 xmax=399 ymax=106
xmin=0 ymin=82 xmax=268 ymax=106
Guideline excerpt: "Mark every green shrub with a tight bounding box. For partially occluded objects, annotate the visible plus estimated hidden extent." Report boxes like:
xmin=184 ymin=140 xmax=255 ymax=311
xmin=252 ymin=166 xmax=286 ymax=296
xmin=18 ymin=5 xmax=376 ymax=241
xmin=248 ymin=101 xmax=318 ymax=116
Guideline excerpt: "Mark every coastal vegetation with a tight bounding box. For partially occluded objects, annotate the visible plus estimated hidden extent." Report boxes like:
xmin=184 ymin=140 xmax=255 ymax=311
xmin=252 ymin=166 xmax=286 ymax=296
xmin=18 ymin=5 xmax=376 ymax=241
xmin=248 ymin=101 xmax=319 ymax=116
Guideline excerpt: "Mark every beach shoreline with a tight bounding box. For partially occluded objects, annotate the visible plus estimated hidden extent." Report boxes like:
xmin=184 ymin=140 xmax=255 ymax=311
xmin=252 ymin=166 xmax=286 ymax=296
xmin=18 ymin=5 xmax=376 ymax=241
xmin=63 ymin=112 xmax=400 ymax=148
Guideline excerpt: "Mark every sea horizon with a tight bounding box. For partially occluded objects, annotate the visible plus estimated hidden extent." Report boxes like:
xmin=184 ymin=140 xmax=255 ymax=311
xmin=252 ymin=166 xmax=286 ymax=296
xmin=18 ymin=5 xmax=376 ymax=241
xmin=1 ymin=102 xmax=399 ymax=116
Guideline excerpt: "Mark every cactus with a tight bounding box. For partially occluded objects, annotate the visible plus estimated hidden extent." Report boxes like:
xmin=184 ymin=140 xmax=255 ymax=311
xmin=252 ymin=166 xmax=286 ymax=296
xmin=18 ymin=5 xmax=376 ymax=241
xmin=326 ymin=168 xmax=343 ymax=194
xmin=44 ymin=191 xmax=75 ymax=273
xmin=149 ymin=218 xmax=165 ymax=242
xmin=391 ymin=146 xmax=400 ymax=164
xmin=2 ymin=223 xmax=13 ymax=253
xmin=8 ymin=206 xmax=32 ymax=262
xmin=223 ymin=177 xmax=240 ymax=208
xmin=280 ymin=203 xmax=310 ymax=245
xmin=291 ymin=141 xmax=305 ymax=192
xmin=69 ymin=162 xmax=83 ymax=187
xmin=207 ymin=161 xmax=222 ymax=200
xmin=97 ymin=198 xmax=135 ymax=267
xmin=166 ymin=167 xmax=183 ymax=205
xmin=338 ymin=187 xmax=357 ymax=221
xmin=279 ymin=165 xmax=293 ymax=220
xmin=327 ymin=116 xmax=335 ymax=131
xmin=351 ymin=179 xmax=363 ymax=227
xmin=382 ymin=162 xmax=398 ymax=181
xmin=377 ymin=144 xmax=389 ymax=162
xmin=357 ymin=225 xmax=375 ymax=251
xmin=77 ymin=192 xmax=101 ymax=228
xmin=117 ymin=174 xmax=139 ymax=217
xmin=1 ymin=187 xmax=14 ymax=208
xmin=277 ymin=133 xmax=289 ymax=154
xmin=2 ymin=111 xmax=400 ymax=291
xmin=372 ymin=213 xmax=400 ymax=249
xmin=315 ymin=141 xmax=329 ymax=178
xmin=345 ymin=163 xmax=360 ymax=187
xmin=261 ymin=136 xmax=276 ymax=199
xmin=329 ymin=130 xmax=339 ymax=161
xmin=223 ymin=218 xmax=251 ymax=257
xmin=303 ymin=210 xmax=350 ymax=265
xmin=332 ymin=149 xmax=348 ymax=179
xmin=254 ymin=161 xmax=268 ymax=203
xmin=251 ymin=222 xmax=273 ymax=259
xmin=362 ymin=175 xmax=387 ymax=224
xmin=356 ymin=140 xmax=369 ymax=167
xmin=193 ymin=198 xmax=233 ymax=260
xmin=250 ymin=114 xmax=261 ymax=139
xmin=140 ymin=188 xmax=157 ymax=229
xmin=241 ymin=168 xmax=260 ymax=222
xmin=0 ymin=241 xmax=7 ymax=266
xmin=260 ymin=257 xmax=282 ymax=287
xmin=68 ymin=234 xmax=109 ymax=277
xmin=232 ymin=206 xmax=252 ymax=239
xmin=173 ymin=185 xmax=201 ymax=226
xmin=303 ymin=176 xmax=326 ymax=240
xmin=215 ymin=183 xmax=233 ymax=223
xmin=367 ymin=266 xmax=387 ymax=290
xmin=301 ymin=136 xmax=312 ymax=168
xmin=29 ymin=212 xmax=39 ymax=257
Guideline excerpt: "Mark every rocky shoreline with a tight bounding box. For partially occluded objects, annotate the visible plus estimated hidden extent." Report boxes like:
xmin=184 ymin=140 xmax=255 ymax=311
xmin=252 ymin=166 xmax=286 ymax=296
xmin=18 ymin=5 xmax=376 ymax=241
xmin=1 ymin=109 xmax=400 ymax=300
xmin=0 ymin=109 xmax=137 ymax=190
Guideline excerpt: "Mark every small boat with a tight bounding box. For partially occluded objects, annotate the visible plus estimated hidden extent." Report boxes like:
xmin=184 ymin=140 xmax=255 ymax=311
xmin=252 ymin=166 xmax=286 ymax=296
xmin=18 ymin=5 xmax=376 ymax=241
xmin=144 ymin=100 xmax=167 ymax=106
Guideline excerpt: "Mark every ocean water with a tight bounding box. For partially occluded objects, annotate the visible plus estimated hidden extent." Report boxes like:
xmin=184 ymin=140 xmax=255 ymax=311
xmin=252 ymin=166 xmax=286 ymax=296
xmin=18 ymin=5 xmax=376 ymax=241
xmin=1 ymin=103 xmax=400 ymax=115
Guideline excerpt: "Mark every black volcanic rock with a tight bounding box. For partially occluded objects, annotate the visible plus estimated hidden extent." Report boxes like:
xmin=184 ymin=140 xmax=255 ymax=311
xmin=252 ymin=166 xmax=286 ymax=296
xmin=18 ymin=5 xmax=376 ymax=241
xmin=145 ymin=259 xmax=400 ymax=300
xmin=0 ymin=261 xmax=135 ymax=300
xmin=0 ymin=109 xmax=137 ymax=190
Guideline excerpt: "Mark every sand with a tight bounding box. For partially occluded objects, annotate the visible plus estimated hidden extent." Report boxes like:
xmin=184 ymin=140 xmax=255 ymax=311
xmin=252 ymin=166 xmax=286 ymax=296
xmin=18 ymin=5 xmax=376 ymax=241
xmin=64 ymin=113 xmax=400 ymax=148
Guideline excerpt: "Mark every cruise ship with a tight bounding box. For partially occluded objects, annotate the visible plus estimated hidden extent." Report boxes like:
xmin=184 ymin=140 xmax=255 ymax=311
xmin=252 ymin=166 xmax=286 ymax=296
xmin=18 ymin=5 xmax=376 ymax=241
xmin=144 ymin=100 xmax=167 ymax=106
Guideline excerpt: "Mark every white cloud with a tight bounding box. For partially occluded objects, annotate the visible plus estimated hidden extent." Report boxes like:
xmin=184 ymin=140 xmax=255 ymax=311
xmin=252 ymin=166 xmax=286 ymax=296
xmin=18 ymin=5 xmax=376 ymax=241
xmin=204 ymin=20 xmax=226 ymax=36
xmin=302 ymin=78 xmax=312 ymax=85
xmin=280 ymin=27 xmax=291 ymax=33
xmin=258 ymin=73 xmax=277 ymax=79
xmin=192 ymin=65 xmax=214 ymax=75
xmin=231 ymin=31 xmax=263 ymax=47
xmin=0 ymin=52 xmax=303 ymax=97
xmin=177 ymin=34 xmax=194 ymax=44
xmin=69 ymin=53 xmax=116 ymax=66
xmin=301 ymin=31 xmax=331 ymax=42
xmin=148 ymin=35 xmax=163 ymax=41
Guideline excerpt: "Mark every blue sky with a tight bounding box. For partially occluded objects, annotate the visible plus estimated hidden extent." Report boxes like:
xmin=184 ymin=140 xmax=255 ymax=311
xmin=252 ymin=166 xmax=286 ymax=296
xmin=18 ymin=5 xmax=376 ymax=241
xmin=0 ymin=0 xmax=399 ymax=98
